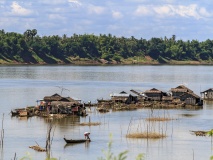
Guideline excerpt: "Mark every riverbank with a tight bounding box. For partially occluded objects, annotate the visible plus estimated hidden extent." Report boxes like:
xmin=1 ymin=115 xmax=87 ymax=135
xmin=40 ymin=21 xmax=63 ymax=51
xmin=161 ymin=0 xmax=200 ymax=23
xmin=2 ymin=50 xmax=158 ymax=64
xmin=1 ymin=57 xmax=213 ymax=65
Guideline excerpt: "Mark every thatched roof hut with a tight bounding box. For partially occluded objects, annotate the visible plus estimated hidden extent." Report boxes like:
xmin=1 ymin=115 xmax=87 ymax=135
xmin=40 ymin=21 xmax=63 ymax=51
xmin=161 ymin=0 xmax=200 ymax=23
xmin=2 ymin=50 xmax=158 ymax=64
xmin=170 ymin=85 xmax=193 ymax=97
xmin=179 ymin=92 xmax=200 ymax=105
xmin=44 ymin=93 xmax=62 ymax=101
xmin=144 ymin=88 xmax=165 ymax=101
xmin=110 ymin=91 xmax=138 ymax=104
xmin=43 ymin=93 xmax=79 ymax=103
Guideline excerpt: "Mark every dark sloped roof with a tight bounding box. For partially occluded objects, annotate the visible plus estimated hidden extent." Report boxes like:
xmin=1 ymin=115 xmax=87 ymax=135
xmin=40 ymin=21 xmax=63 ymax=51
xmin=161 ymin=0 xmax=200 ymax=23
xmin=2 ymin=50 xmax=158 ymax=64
xmin=201 ymin=88 xmax=213 ymax=93
xmin=179 ymin=92 xmax=200 ymax=99
xmin=60 ymin=97 xmax=77 ymax=102
xmin=44 ymin=93 xmax=62 ymax=101
xmin=145 ymin=88 xmax=162 ymax=94
xmin=173 ymin=85 xmax=193 ymax=93
xmin=120 ymin=91 xmax=127 ymax=94
xmin=43 ymin=93 xmax=79 ymax=103
xmin=170 ymin=88 xmax=188 ymax=92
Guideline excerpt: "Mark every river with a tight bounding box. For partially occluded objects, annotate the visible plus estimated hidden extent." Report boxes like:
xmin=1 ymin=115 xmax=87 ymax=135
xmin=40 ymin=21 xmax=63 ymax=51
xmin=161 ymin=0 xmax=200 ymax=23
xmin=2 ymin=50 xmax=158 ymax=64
xmin=0 ymin=65 xmax=213 ymax=160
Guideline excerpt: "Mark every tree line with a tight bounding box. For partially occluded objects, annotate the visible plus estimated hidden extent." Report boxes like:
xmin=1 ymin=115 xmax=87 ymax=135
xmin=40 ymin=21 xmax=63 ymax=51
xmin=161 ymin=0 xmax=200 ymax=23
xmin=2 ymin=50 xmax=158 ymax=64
xmin=0 ymin=29 xmax=213 ymax=64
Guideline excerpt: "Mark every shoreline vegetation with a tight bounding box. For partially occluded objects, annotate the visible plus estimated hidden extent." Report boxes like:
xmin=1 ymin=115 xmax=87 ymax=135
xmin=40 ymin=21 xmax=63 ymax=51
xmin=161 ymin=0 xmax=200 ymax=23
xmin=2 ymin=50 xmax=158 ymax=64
xmin=1 ymin=29 xmax=213 ymax=65
xmin=2 ymin=58 xmax=213 ymax=65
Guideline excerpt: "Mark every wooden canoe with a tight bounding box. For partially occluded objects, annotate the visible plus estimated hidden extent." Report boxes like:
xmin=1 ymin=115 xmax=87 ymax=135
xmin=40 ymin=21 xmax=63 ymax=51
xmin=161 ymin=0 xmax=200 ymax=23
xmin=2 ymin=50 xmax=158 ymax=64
xmin=63 ymin=138 xmax=90 ymax=143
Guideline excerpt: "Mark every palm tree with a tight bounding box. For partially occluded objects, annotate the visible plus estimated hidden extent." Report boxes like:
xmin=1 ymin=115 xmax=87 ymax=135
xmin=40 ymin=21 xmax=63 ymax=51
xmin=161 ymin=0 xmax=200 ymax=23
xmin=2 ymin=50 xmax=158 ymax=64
xmin=23 ymin=29 xmax=32 ymax=42
xmin=31 ymin=29 xmax=37 ymax=39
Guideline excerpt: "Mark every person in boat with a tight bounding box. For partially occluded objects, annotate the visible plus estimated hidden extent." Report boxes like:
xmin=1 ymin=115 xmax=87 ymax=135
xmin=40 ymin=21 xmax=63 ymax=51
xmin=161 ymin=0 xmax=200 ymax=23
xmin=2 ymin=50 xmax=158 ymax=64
xmin=84 ymin=132 xmax=90 ymax=140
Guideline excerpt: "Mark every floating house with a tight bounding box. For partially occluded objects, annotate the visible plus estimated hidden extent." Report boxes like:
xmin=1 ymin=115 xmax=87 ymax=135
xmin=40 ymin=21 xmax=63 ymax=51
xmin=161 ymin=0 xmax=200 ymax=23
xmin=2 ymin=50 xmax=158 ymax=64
xmin=144 ymin=88 xmax=167 ymax=101
xmin=38 ymin=93 xmax=86 ymax=116
xmin=200 ymin=88 xmax=213 ymax=100
xmin=170 ymin=85 xmax=193 ymax=97
xmin=110 ymin=91 xmax=138 ymax=104
xmin=179 ymin=92 xmax=201 ymax=105
xmin=170 ymin=85 xmax=202 ymax=105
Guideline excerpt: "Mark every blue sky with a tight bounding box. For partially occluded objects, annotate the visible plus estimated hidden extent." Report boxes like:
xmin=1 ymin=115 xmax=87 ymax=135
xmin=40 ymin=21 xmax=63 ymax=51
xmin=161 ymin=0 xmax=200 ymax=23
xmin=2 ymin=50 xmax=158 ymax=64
xmin=1 ymin=0 xmax=213 ymax=41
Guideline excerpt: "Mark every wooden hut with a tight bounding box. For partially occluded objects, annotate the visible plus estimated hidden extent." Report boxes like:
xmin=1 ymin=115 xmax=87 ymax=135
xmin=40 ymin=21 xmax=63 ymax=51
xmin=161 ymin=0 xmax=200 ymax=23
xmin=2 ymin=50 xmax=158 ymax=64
xmin=42 ymin=93 xmax=85 ymax=116
xmin=200 ymin=88 xmax=213 ymax=100
xmin=179 ymin=92 xmax=201 ymax=105
xmin=144 ymin=88 xmax=165 ymax=101
xmin=170 ymin=85 xmax=193 ymax=97
xmin=110 ymin=91 xmax=138 ymax=104
xmin=43 ymin=93 xmax=62 ymax=101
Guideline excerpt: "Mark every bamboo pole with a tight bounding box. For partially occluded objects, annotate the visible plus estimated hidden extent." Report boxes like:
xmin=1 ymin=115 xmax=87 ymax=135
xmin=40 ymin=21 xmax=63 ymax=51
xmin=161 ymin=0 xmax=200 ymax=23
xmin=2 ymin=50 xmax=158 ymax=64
xmin=1 ymin=113 xmax=4 ymax=148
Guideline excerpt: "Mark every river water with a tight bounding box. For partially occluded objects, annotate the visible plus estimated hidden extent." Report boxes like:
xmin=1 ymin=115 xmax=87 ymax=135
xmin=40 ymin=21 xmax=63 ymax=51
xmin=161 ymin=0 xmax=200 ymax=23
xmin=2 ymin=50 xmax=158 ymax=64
xmin=0 ymin=65 xmax=213 ymax=160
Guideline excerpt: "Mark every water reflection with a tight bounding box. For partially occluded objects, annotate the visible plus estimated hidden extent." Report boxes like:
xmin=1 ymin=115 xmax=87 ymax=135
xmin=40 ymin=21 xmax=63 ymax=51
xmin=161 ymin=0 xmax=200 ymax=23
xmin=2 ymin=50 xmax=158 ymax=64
xmin=63 ymin=141 xmax=90 ymax=149
xmin=43 ymin=116 xmax=80 ymax=126
xmin=203 ymin=100 xmax=213 ymax=109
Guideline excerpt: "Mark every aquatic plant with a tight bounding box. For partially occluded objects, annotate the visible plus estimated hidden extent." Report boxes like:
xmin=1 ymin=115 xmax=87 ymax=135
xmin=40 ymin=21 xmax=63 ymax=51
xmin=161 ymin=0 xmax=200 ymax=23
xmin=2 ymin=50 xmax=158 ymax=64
xmin=79 ymin=122 xmax=101 ymax=126
xmin=19 ymin=152 xmax=57 ymax=160
xmin=98 ymin=134 xmax=144 ymax=160
xmin=126 ymin=115 xmax=168 ymax=139
xmin=181 ymin=113 xmax=196 ymax=117
xmin=20 ymin=152 xmax=33 ymax=160
xmin=207 ymin=129 xmax=213 ymax=147
xmin=146 ymin=117 xmax=173 ymax=121
xmin=126 ymin=132 xmax=166 ymax=139
xmin=207 ymin=129 xmax=213 ymax=137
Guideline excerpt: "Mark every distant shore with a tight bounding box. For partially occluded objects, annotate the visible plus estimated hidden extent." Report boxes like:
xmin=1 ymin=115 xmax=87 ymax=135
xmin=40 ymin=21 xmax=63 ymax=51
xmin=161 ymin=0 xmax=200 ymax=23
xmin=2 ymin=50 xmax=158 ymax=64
xmin=1 ymin=58 xmax=213 ymax=65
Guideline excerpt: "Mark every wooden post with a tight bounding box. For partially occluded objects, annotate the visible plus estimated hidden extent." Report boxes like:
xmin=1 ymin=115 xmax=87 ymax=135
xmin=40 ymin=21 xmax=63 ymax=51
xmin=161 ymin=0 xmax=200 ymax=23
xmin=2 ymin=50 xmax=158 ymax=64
xmin=0 ymin=113 xmax=4 ymax=148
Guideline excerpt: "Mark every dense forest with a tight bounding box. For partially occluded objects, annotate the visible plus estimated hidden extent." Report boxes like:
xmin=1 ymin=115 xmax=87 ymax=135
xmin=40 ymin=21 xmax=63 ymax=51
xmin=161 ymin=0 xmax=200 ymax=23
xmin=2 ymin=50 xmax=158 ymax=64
xmin=0 ymin=29 xmax=213 ymax=64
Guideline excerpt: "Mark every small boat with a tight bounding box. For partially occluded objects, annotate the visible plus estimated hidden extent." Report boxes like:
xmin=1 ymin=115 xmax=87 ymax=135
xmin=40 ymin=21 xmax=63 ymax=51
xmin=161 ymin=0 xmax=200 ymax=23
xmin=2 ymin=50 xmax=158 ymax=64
xmin=63 ymin=138 xmax=90 ymax=143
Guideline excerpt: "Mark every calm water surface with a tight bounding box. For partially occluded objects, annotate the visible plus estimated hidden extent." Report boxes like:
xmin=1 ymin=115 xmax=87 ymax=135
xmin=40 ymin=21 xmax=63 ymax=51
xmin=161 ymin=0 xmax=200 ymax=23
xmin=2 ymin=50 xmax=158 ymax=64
xmin=0 ymin=65 xmax=213 ymax=160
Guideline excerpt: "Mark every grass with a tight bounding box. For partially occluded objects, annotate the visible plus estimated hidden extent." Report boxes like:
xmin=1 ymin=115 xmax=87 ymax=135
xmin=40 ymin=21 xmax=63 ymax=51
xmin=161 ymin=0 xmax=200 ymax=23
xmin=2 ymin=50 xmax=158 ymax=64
xmin=146 ymin=117 xmax=173 ymax=121
xmin=126 ymin=132 xmax=167 ymax=139
xmin=181 ymin=113 xmax=196 ymax=117
xmin=79 ymin=122 xmax=101 ymax=126
xmin=31 ymin=52 xmax=45 ymax=63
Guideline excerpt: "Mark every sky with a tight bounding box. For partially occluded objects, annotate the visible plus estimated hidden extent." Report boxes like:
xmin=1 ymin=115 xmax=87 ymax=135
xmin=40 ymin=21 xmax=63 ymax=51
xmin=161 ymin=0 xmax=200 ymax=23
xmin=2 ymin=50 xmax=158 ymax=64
xmin=1 ymin=0 xmax=213 ymax=41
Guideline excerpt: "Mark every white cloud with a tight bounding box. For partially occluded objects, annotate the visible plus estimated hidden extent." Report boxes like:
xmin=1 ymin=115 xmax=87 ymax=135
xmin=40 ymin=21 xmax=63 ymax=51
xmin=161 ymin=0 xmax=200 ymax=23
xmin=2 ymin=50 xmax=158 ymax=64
xmin=39 ymin=0 xmax=66 ymax=5
xmin=134 ymin=4 xmax=212 ymax=19
xmin=68 ymin=0 xmax=82 ymax=6
xmin=87 ymin=5 xmax=106 ymax=15
xmin=48 ymin=14 xmax=66 ymax=21
xmin=11 ymin=2 xmax=32 ymax=16
xmin=112 ymin=11 xmax=123 ymax=19
xmin=175 ymin=4 xmax=200 ymax=19
xmin=199 ymin=7 xmax=212 ymax=17
xmin=154 ymin=5 xmax=174 ymax=16
xmin=134 ymin=6 xmax=151 ymax=16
